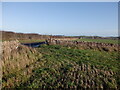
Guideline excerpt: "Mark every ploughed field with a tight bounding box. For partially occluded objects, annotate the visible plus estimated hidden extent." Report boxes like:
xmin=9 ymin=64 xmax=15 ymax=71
xmin=2 ymin=40 xmax=120 ymax=89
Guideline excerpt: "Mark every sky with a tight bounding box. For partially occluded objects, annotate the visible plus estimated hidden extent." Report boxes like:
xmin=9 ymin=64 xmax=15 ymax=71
xmin=2 ymin=2 xmax=118 ymax=36
xmin=0 ymin=2 xmax=2 ymax=29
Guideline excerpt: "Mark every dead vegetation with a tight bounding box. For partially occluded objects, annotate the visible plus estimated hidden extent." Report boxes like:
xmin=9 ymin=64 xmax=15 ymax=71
xmin=2 ymin=40 xmax=42 ymax=88
xmin=46 ymin=39 xmax=119 ymax=52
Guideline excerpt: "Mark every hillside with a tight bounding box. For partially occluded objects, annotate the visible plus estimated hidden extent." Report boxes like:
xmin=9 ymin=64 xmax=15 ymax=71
xmin=1 ymin=31 xmax=78 ymax=41
xmin=1 ymin=31 xmax=50 ymax=41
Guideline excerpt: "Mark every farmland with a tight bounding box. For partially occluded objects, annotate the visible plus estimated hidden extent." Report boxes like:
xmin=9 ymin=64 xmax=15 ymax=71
xmin=75 ymin=38 xmax=119 ymax=44
xmin=2 ymin=41 xmax=120 ymax=89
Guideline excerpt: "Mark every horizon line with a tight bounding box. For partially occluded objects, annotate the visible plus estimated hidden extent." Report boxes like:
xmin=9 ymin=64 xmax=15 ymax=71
xmin=1 ymin=30 xmax=119 ymax=37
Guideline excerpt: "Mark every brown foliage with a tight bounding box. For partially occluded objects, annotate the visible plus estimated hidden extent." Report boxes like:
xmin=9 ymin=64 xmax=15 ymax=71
xmin=46 ymin=39 xmax=119 ymax=52
xmin=2 ymin=40 xmax=42 ymax=88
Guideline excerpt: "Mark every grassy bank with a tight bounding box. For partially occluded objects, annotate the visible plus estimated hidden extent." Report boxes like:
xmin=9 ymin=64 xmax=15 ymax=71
xmin=75 ymin=38 xmax=118 ymax=44
xmin=2 ymin=41 xmax=42 ymax=88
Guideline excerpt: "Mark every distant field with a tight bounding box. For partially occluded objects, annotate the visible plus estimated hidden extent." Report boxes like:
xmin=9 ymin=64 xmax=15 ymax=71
xmin=75 ymin=38 xmax=118 ymax=44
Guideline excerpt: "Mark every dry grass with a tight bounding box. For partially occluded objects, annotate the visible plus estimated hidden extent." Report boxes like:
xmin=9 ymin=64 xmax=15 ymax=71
xmin=2 ymin=40 xmax=42 ymax=88
xmin=46 ymin=39 xmax=119 ymax=52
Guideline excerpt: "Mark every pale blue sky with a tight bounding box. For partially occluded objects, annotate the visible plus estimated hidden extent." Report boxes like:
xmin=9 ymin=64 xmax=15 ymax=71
xmin=2 ymin=2 xmax=118 ymax=36
xmin=0 ymin=2 xmax=2 ymax=29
